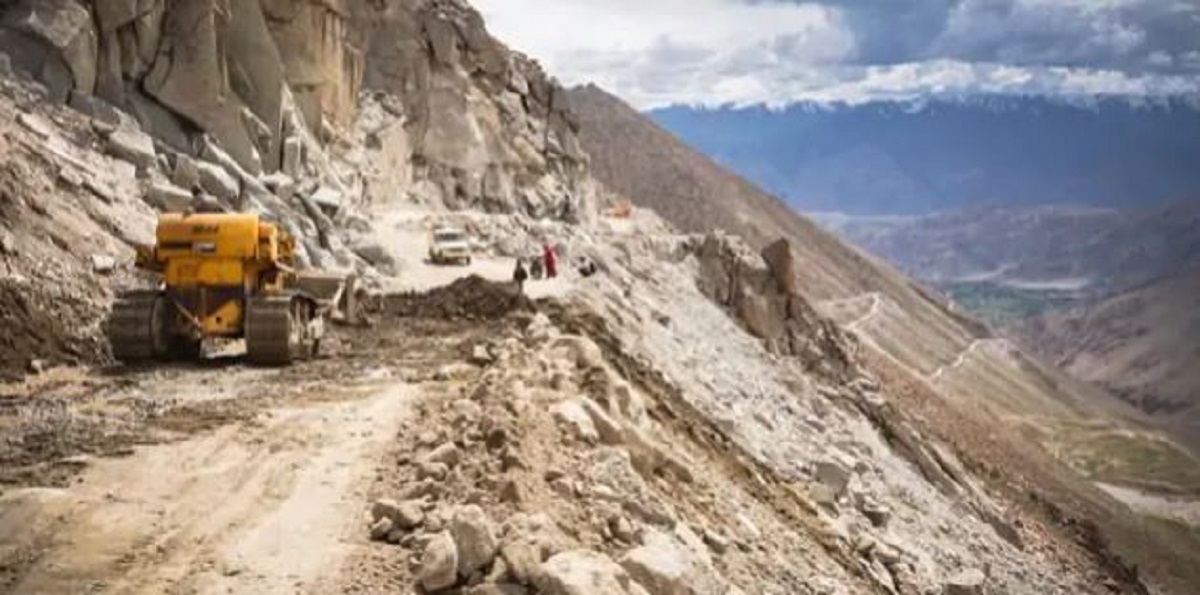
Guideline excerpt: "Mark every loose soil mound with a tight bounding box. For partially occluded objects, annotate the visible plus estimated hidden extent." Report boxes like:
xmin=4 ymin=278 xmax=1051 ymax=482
xmin=0 ymin=280 xmax=96 ymax=379
xmin=372 ymin=275 xmax=532 ymax=321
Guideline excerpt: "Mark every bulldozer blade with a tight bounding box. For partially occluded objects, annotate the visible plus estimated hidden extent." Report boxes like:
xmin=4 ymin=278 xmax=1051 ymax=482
xmin=292 ymin=272 xmax=360 ymax=325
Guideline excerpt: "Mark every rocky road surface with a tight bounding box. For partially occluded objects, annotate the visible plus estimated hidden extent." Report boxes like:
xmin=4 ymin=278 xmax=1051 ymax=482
xmin=0 ymin=287 xmax=513 ymax=593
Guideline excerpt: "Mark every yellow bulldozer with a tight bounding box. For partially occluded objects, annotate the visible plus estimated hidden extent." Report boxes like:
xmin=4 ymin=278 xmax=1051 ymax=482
xmin=108 ymin=212 xmax=357 ymax=365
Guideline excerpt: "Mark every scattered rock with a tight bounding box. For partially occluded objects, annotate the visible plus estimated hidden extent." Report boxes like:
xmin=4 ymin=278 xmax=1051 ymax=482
xmin=464 ymin=584 xmax=529 ymax=595
xmin=532 ymin=550 xmax=648 ymax=595
xmin=369 ymin=516 xmax=394 ymax=541
xmin=861 ymin=500 xmax=892 ymax=528
xmin=418 ymin=461 xmax=450 ymax=481
xmin=451 ymin=505 xmax=499 ymax=578
xmin=609 ymin=516 xmax=637 ymax=543
xmin=401 ymin=479 xmax=444 ymax=501
xmin=105 ymin=128 xmax=157 ymax=170
xmin=1 ymin=234 xmax=18 ymax=256
xmin=282 ymin=136 xmax=303 ymax=177
xmin=501 ymin=513 xmax=570 ymax=585
xmin=552 ymin=335 xmax=606 ymax=371
xmin=701 ymin=528 xmax=730 ymax=555
xmin=943 ymin=569 xmax=986 ymax=595
xmin=813 ymin=458 xmax=854 ymax=499
xmin=394 ymin=500 xmax=426 ymax=529
xmin=27 ymin=359 xmax=48 ymax=375
xmin=580 ymin=397 xmax=624 ymax=445
xmin=16 ymin=113 xmax=55 ymax=139
xmin=620 ymin=541 xmax=691 ymax=595
xmin=166 ymin=155 xmax=198 ymax=191
xmin=420 ymin=531 xmax=460 ymax=592
xmin=68 ymin=92 xmax=130 ymax=129
xmin=371 ymin=499 xmax=403 ymax=524
xmin=195 ymin=160 xmax=240 ymax=201
xmin=260 ymin=172 xmax=296 ymax=199
xmin=470 ymin=344 xmax=496 ymax=365
xmin=310 ymin=185 xmax=342 ymax=215
xmin=90 ymin=254 xmax=116 ymax=275
xmin=145 ymin=183 xmax=192 ymax=212
xmin=552 ymin=400 xmax=600 ymax=443
xmin=425 ymin=442 xmax=462 ymax=468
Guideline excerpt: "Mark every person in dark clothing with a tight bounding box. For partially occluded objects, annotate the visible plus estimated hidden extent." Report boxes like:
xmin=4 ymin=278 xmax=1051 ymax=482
xmin=577 ymin=257 xmax=598 ymax=278
xmin=512 ymin=258 xmax=529 ymax=294
xmin=529 ymin=255 xmax=544 ymax=279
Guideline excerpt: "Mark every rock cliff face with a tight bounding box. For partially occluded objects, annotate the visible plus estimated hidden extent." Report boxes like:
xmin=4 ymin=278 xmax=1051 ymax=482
xmin=0 ymin=0 xmax=591 ymax=220
xmin=348 ymin=0 xmax=594 ymax=219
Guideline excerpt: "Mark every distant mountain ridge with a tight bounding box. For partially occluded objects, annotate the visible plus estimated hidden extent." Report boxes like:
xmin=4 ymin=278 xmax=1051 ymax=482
xmin=649 ymin=96 xmax=1200 ymax=215
xmin=817 ymin=200 xmax=1200 ymax=297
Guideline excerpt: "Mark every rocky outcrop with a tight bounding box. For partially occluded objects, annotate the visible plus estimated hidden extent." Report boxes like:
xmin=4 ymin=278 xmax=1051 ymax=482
xmin=0 ymin=0 xmax=597 ymax=224
xmin=690 ymin=233 xmax=857 ymax=381
xmin=1 ymin=0 xmax=311 ymax=174
xmin=347 ymin=0 xmax=596 ymax=220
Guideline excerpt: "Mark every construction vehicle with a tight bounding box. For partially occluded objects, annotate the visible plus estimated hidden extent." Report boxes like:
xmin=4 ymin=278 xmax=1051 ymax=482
xmin=107 ymin=213 xmax=357 ymax=365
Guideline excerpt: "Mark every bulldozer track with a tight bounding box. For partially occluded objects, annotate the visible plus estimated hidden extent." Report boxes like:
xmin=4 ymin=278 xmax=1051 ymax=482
xmin=108 ymin=291 xmax=164 ymax=362
xmin=246 ymin=295 xmax=306 ymax=366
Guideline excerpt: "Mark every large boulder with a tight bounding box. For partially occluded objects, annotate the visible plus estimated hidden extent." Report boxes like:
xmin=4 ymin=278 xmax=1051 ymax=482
xmin=451 ymin=505 xmax=499 ymax=578
xmin=420 ymin=531 xmax=460 ymax=592
xmin=105 ymin=128 xmax=157 ymax=170
xmin=144 ymin=0 xmax=260 ymax=173
xmin=813 ymin=457 xmax=854 ymax=500
xmin=761 ymin=238 xmax=798 ymax=296
xmin=3 ymin=0 xmax=97 ymax=101
xmin=195 ymin=160 xmax=239 ymax=201
xmin=500 ymin=513 xmax=571 ymax=585
xmin=619 ymin=530 xmax=725 ymax=595
xmin=552 ymin=400 xmax=600 ymax=443
xmin=532 ymin=550 xmax=649 ymax=595
xmin=262 ymin=0 xmax=360 ymax=133
xmin=145 ymin=182 xmax=191 ymax=212
xmin=224 ymin=0 xmax=286 ymax=170
xmin=943 ymin=569 xmax=986 ymax=595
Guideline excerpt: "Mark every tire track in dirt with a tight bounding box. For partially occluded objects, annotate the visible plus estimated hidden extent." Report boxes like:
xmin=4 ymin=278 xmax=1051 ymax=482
xmin=2 ymin=383 xmax=417 ymax=595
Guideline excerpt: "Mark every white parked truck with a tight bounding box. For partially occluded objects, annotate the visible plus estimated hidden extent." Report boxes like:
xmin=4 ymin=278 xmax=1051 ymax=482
xmin=428 ymin=226 xmax=472 ymax=266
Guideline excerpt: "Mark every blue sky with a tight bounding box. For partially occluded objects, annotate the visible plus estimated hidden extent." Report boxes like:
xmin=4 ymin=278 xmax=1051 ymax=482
xmin=472 ymin=0 xmax=1200 ymax=108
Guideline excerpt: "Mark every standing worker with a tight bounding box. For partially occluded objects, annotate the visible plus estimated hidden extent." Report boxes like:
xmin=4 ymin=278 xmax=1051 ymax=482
xmin=512 ymin=258 xmax=529 ymax=294
xmin=542 ymin=242 xmax=558 ymax=279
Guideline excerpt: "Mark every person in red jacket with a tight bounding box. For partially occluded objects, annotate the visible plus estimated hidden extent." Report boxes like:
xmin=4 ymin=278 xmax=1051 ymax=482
xmin=542 ymin=242 xmax=558 ymax=279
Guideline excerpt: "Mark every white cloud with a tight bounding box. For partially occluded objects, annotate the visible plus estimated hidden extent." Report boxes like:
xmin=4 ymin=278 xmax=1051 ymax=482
xmin=472 ymin=0 xmax=1200 ymax=108
xmin=472 ymin=0 xmax=855 ymax=79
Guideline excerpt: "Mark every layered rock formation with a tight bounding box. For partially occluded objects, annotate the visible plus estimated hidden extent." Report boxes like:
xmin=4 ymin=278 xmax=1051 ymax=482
xmin=0 ymin=0 xmax=592 ymax=221
xmin=349 ymin=0 xmax=595 ymax=219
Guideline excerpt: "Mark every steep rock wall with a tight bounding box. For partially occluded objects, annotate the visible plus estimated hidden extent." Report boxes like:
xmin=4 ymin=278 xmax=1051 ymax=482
xmin=349 ymin=0 xmax=595 ymax=220
xmin=0 ymin=0 xmax=594 ymax=222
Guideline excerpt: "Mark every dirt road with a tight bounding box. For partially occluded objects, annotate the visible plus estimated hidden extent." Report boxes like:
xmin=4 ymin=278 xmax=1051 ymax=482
xmin=366 ymin=207 xmax=573 ymax=299
xmin=3 ymin=384 xmax=414 ymax=594
xmin=0 ymin=285 xmax=516 ymax=593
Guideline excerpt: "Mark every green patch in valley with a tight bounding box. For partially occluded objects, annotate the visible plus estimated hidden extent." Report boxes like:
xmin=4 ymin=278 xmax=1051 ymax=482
xmin=936 ymin=281 xmax=1079 ymax=326
xmin=1048 ymin=419 xmax=1200 ymax=496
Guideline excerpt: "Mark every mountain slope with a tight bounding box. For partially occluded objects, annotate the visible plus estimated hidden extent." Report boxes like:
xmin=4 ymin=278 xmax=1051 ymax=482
xmin=571 ymin=84 xmax=1051 ymax=400
xmin=649 ymin=98 xmax=1200 ymax=215
xmin=569 ymin=83 xmax=1200 ymax=590
xmin=1013 ymin=267 xmax=1200 ymax=453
